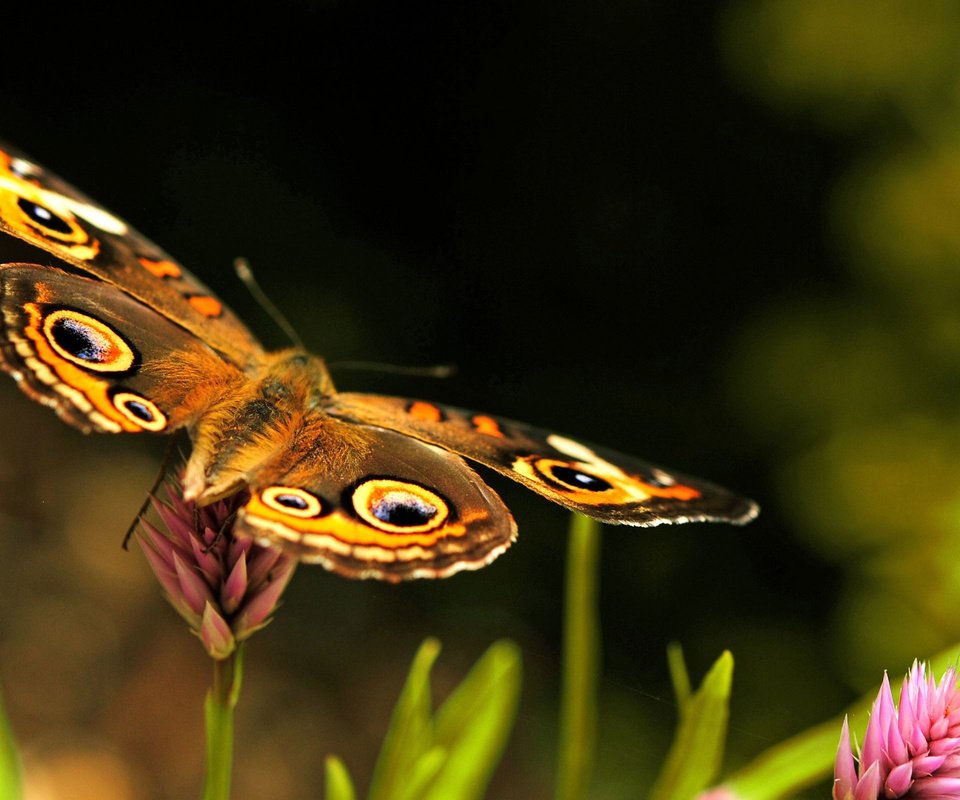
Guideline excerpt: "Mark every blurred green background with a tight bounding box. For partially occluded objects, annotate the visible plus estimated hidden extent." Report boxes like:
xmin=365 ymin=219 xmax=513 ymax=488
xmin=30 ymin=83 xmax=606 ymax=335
xmin=2 ymin=0 xmax=957 ymax=797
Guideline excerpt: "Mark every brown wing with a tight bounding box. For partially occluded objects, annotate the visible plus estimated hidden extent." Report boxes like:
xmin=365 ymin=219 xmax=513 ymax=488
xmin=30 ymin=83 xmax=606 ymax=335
xmin=0 ymin=142 xmax=262 ymax=366
xmin=237 ymin=420 xmax=517 ymax=582
xmin=0 ymin=263 xmax=242 ymax=434
xmin=324 ymin=393 xmax=759 ymax=527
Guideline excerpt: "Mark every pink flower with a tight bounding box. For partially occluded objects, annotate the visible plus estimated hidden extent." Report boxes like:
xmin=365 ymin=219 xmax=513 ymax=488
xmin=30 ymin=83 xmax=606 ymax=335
xmin=834 ymin=662 xmax=960 ymax=800
xmin=136 ymin=483 xmax=297 ymax=659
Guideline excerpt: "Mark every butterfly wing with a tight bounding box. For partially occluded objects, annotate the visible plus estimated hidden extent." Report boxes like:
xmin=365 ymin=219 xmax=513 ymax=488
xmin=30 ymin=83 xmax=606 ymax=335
xmin=0 ymin=142 xmax=262 ymax=365
xmin=324 ymin=394 xmax=759 ymax=526
xmin=236 ymin=418 xmax=516 ymax=582
xmin=0 ymin=263 xmax=241 ymax=433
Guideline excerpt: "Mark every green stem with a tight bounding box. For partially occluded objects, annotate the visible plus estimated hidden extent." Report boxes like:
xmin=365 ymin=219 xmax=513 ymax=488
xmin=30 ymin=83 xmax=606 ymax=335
xmin=203 ymin=645 xmax=244 ymax=800
xmin=555 ymin=514 xmax=602 ymax=800
xmin=0 ymin=679 xmax=22 ymax=800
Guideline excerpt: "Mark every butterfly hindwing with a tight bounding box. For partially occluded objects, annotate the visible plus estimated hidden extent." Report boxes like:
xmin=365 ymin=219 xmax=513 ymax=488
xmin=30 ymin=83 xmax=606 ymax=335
xmin=324 ymin=393 xmax=759 ymax=527
xmin=0 ymin=263 xmax=241 ymax=434
xmin=236 ymin=420 xmax=517 ymax=582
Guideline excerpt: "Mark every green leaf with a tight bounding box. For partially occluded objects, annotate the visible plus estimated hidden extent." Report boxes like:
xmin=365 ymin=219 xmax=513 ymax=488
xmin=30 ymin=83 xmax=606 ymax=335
xmin=666 ymin=642 xmax=692 ymax=710
xmin=364 ymin=638 xmax=522 ymax=800
xmin=718 ymin=716 xmax=843 ymax=800
xmin=423 ymin=640 xmax=523 ymax=800
xmin=0 ymin=681 xmax=21 ymax=800
xmin=648 ymin=650 xmax=734 ymax=800
xmin=325 ymin=756 xmax=357 ymax=800
xmin=393 ymin=746 xmax=446 ymax=800
xmin=368 ymin=638 xmax=441 ymax=800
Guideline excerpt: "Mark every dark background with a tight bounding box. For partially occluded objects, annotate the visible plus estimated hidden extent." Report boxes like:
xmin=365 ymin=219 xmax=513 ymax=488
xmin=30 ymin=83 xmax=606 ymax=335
xmin=0 ymin=1 xmax=885 ymax=797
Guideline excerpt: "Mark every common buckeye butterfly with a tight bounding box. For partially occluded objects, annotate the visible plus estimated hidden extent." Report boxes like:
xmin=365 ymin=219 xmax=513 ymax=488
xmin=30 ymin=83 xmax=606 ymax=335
xmin=0 ymin=142 xmax=757 ymax=582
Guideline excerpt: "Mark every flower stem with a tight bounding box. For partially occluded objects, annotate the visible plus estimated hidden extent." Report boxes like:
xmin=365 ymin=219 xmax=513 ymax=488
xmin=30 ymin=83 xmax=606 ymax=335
xmin=555 ymin=514 xmax=601 ymax=800
xmin=203 ymin=645 xmax=245 ymax=800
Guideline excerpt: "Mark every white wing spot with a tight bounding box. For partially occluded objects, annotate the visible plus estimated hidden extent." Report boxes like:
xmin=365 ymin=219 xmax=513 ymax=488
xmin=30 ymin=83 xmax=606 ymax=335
xmin=547 ymin=434 xmax=599 ymax=462
xmin=651 ymin=468 xmax=676 ymax=486
xmin=43 ymin=192 xmax=128 ymax=236
xmin=10 ymin=158 xmax=39 ymax=177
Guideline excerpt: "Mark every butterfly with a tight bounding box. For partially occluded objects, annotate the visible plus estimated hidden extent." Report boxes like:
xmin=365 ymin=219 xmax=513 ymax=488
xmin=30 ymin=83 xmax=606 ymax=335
xmin=0 ymin=142 xmax=757 ymax=582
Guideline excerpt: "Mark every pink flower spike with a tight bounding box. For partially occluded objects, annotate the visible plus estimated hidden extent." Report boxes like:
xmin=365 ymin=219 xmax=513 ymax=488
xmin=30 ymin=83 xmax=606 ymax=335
xmin=221 ymin=551 xmax=248 ymax=615
xmin=930 ymin=738 xmax=960 ymax=757
xmin=136 ymin=531 xmax=179 ymax=589
xmin=246 ymin=546 xmax=283 ymax=586
xmin=138 ymin=520 xmax=178 ymax=566
xmin=189 ymin=533 xmax=223 ymax=582
xmin=860 ymin=674 xmax=892 ymax=770
xmin=155 ymin=501 xmax=193 ymax=546
xmin=855 ymin=762 xmax=881 ymax=800
xmin=834 ymin=717 xmax=859 ymax=800
xmin=137 ymin=475 xmax=296 ymax=658
xmin=201 ymin=602 xmax=236 ymax=660
xmin=909 ymin=777 xmax=960 ymax=797
xmin=911 ymin=754 xmax=947 ymax=776
xmin=173 ymin=552 xmax=214 ymax=617
xmin=886 ymin=762 xmax=914 ymax=796
xmin=834 ymin=662 xmax=960 ymax=799
xmin=227 ymin=535 xmax=253 ymax=566
xmin=233 ymin=561 xmax=296 ymax=638
xmin=696 ymin=788 xmax=738 ymax=800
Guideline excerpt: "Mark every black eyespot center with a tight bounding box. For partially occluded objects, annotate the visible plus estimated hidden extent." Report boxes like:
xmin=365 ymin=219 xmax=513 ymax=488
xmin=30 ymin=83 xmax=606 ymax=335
xmin=259 ymin=486 xmax=325 ymax=518
xmin=276 ymin=493 xmax=310 ymax=510
xmin=50 ymin=317 xmax=110 ymax=362
xmin=17 ymin=197 xmax=73 ymax=235
xmin=351 ymin=479 xmax=450 ymax=533
xmin=549 ymin=465 xmax=613 ymax=492
xmin=123 ymin=398 xmax=155 ymax=422
xmin=371 ymin=491 xmax=439 ymax=526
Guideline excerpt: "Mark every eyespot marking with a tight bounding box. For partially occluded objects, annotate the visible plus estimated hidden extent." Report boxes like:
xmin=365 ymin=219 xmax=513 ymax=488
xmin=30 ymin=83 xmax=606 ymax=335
xmin=110 ymin=390 xmax=167 ymax=431
xmin=351 ymin=479 xmax=450 ymax=534
xmin=407 ymin=401 xmax=444 ymax=422
xmin=16 ymin=197 xmax=78 ymax=238
xmin=260 ymin=486 xmax=325 ymax=518
xmin=139 ymin=257 xmax=182 ymax=279
xmin=187 ymin=295 xmax=223 ymax=318
xmin=536 ymin=459 xmax=614 ymax=492
xmin=42 ymin=309 xmax=137 ymax=373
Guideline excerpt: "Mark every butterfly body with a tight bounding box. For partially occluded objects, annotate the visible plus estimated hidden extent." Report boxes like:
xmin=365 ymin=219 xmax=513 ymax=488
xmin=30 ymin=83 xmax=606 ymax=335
xmin=0 ymin=143 xmax=757 ymax=582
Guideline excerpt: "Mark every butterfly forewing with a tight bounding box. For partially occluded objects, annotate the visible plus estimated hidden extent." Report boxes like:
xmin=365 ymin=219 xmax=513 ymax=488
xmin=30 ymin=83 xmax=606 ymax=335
xmin=0 ymin=142 xmax=262 ymax=365
xmin=324 ymin=394 xmax=759 ymax=527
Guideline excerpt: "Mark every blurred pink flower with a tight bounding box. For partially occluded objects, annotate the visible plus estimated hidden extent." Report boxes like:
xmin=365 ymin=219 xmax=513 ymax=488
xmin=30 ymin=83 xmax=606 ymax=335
xmin=696 ymin=787 xmax=738 ymax=800
xmin=137 ymin=484 xmax=296 ymax=659
xmin=834 ymin=662 xmax=960 ymax=800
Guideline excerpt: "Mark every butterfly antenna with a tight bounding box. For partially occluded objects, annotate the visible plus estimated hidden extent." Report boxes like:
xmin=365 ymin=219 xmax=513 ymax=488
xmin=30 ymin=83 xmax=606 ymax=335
xmin=327 ymin=360 xmax=458 ymax=379
xmin=122 ymin=436 xmax=181 ymax=550
xmin=234 ymin=257 xmax=305 ymax=350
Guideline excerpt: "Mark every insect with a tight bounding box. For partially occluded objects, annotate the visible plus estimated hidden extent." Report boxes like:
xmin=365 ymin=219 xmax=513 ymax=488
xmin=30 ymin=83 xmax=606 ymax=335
xmin=0 ymin=143 xmax=757 ymax=582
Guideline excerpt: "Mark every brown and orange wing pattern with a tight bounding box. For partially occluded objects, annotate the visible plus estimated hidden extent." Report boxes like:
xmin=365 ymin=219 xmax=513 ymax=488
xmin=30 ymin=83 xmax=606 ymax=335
xmin=237 ymin=420 xmax=517 ymax=582
xmin=0 ymin=263 xmax=240 ymax=434
xmin=324 ymin=393 xmax=759 ymax=527
xmin=0 ymin=142 xmax=262 ymax=366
